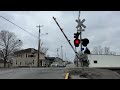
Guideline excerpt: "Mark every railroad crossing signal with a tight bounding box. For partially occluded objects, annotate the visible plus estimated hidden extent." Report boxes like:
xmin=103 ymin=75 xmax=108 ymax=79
xmin=74 ymin=38 xmax=80 ymax=47
xmin=81 ymin=48 xmax=84 ymax=51
xmin=81 ymin=38 xmax=89 ymax=47
xmin=74 ymin=32 xmax=80 ymax=47
xmin=84 ymin=47 xmax=91 ymax=54
xmin=74 ymin=32 xmax=80 ymax=39
xmin=76 ymin=19 xmax=86 ymax=29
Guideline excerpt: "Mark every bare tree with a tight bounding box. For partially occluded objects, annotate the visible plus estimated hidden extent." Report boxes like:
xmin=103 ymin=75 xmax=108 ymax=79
xmin=40 ymin=41 xmax=48 ymax=56
xmin=109 ymin=51 xmax=116 ymax=55
xmin=92 ymin=46 xmax=116 ymax=55
xmin=98 ymin=45 xmax=103 ymax=54
xmin=41 ymin=47 xmax=48 ymax=55
xmin=104 ymin=47 xmax=110 ymax=55
xmin=92 ymin=46 xmax=99 ymax=54
xmin=112 ymin=52 xmax=116 ymax=55
xmin=0 ymin=30 xmax=22 ymax=68
xmin=92 ymin=46 xmax=104 ymax=54
xmin=46 ymin=54 xmax=50 ymax=57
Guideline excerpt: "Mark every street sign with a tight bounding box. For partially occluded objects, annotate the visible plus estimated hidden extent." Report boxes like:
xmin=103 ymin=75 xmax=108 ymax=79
xmin=81 ymin=48 xmax=84 ymax=51
xmin=76 ymin=19 xmax=86 ymax=28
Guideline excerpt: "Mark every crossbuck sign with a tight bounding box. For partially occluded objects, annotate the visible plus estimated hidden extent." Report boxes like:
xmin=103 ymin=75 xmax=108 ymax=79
xmin=76 ymin=19 xmax=86 ymax=29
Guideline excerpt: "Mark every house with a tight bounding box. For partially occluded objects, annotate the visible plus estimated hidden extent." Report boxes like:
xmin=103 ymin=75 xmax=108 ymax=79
xmin=52 ymin=57 xmax=66 ymax=66
xmin=12 ymin=48 xmax=47 ymax=67
xmin=45 ymin=57 xmax=56 ymax=66
xmin=54 ymin=57 xmax=64 ymax=65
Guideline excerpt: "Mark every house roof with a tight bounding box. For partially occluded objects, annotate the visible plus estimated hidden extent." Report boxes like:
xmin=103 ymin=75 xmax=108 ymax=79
xmin=14 ymin=48 xmax=45 ymax=55
xmin=45 ymin=57 xmax=63 ymax=62
xmin=55 ymin=57 xmax=63 ymax=60
xmin=45 ymin=57 xmax=56 ymax=62
xmin=45 ymin=57 xmax=56 ymax=60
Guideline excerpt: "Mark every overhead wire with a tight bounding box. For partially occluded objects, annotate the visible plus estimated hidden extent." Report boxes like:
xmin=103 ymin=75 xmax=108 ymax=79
xmin=0 ymin=16 xmax=37 ymax=38
xmin=0 ymin=15 xmax=38 ymax=50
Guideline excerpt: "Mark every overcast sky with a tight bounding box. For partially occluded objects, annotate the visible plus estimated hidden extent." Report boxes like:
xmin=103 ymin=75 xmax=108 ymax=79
xmin=0 ymin=11 xmax=120 ymax=62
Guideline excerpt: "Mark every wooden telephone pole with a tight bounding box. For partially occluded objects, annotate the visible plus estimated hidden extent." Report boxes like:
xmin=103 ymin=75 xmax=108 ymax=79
xmin=36 ymin=25 xmax=43 ymax=67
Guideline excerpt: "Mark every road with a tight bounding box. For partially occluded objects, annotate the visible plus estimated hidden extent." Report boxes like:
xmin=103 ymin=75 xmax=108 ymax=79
xmin=0 ymin=64 xmax=120 ymax=79
xmin=0 ymin=68 xmax=66 ymax=79
xmin=0 ymin=64 xmax=74 ymax=79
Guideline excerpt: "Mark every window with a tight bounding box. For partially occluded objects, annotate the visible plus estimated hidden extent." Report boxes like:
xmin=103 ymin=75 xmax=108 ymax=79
xmin=28 ymin=55 xmax=35 ymax=57
xmin=33 ymin=60 xmax=34 ymax=64
xmin=94 ymin=60 xmax=97 ymax=64
xmin=28 ymin=55 xmax=31 ymax=57
xmin=31 ymin=55 xmax=34 ymax=57
xmin=17 ymin=54 xmax=21 ymax=57
xmin=20 ymin=62 xmax=21 ymax=65
xmin=26 ymin=54 xmax=27 ymax=58
xmin=16 ymin=61 xmax=17 ymax=65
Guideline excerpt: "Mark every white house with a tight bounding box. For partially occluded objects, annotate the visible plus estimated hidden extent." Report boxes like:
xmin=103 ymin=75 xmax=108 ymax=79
xmin=88 ymin=54 xmax=120 ymax=67
xmin=12 ymin=48 xmax=47 ymax=67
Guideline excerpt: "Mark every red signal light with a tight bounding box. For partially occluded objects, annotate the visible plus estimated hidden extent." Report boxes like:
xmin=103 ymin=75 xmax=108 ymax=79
xmin=74 ymin=39 xmax=80 ymax=47
xmin=75 ymin=39 xmax=80 ymax=44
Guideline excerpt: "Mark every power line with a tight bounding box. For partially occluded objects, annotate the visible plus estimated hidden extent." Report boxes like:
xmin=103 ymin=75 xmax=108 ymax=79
xmin=0 ymin=16 xmax=37 ymax=38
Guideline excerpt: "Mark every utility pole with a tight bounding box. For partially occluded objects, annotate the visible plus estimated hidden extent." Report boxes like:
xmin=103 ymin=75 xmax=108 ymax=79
xmin=61 ymin=45 xmax=63 ymax=60
xmin=57 ymin=48 xmax=59 ymax=58
xmin=36 ymin=25 xmax=43 ymax=67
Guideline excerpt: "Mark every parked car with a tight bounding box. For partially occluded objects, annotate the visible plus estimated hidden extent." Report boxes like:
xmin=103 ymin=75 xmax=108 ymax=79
xmin=58 ymin=64 xmax=66 ymax=67
xmin=51 ymin=63 xmax=58 ymax=67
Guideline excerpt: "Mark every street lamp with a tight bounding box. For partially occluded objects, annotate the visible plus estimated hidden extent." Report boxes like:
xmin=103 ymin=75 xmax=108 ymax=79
xmin=56 ymin=48 xmax=60 ymax=58
xmin=41 ymin=33 xmax=48 ymax=36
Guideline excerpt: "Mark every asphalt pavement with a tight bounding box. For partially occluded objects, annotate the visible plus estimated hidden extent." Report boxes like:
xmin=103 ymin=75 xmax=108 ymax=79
xmin=0 ymin=64 xmax=75 ymax=79
xmin=0 ymin=64 xmax=120 ymax=79
xmin=0 ymin=68 xmax=66 ymax=79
